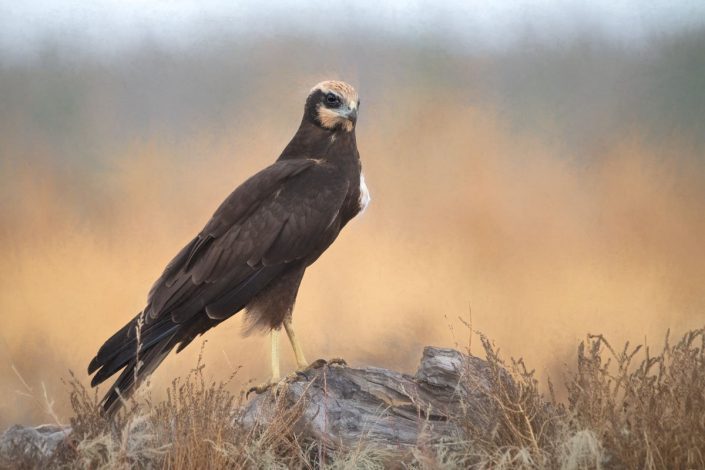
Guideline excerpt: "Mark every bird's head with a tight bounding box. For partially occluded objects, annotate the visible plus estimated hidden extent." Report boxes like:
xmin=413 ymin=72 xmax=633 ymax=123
xmin=305 ymin=80 xmax=359 ymax=132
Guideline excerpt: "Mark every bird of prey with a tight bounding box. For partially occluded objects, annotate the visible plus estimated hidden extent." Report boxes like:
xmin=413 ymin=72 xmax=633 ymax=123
xmin=88 ymin=80 xmax=369 ymax=415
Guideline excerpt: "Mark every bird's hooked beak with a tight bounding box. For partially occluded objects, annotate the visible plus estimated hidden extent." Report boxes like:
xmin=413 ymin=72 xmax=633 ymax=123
xmin=346 ymin=107 xmax=358 ymax=124
xmin=339 ymin=103 xmax=357 ymax=124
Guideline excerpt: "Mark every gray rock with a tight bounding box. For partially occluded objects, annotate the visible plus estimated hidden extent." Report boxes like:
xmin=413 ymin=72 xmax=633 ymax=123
xmin=0 ymin=423 xmax=71 ymax=462
xmin=240 ymin=346 xmax=508 ymax=458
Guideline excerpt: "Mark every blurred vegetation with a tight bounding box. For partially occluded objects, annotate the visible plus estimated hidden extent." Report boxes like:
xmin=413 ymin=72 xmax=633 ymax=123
xmin=2 ymin=28 xmax=705 ymax=174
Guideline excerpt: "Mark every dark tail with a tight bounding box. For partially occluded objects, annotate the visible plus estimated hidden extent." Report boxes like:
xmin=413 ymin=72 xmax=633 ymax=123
xmin=87 ymin=312 xmax=180 ymax=416
xmin=88 ymin=265 xmax=288 ymax=416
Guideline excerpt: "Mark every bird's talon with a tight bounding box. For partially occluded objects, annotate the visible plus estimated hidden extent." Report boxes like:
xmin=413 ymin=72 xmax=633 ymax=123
xmin=307 ymin=359 xmax=328 ymax=370
xmin=295 ymin=370 xmax=309 ymax=379
xmin=328 ymin=357 xmax=347 ymax=367
xmin=285 ymin=371 xmax=303 ymax=383
xmin=246 ymin=378 xmax=292 ymax=398
xmin=246 ymin=383 xmax=273 ymax=398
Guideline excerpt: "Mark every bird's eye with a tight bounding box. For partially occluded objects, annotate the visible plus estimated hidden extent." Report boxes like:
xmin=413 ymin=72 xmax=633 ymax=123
xmin=325 ymin=93 xmax=340 ymax=105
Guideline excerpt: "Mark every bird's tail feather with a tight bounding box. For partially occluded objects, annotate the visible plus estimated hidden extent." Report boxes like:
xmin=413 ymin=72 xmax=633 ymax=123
xmin=88 ymin=312 xmax=179 ymax=416
xmin=101 ymin=339 xmax=174 ymax=416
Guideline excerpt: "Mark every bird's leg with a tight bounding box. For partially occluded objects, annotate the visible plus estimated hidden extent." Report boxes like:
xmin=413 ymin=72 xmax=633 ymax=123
xmin=246 ymin=328 xmax=282 ymax=397
xmin=283 ymin=316 xmax=308 ymax=369
xmin=248 ymin=320 xmax=348 ymax=397
xmin=271 ymin=328 xmax=281 ymax=381
xmin=284 ymin=317 xmax=347 ymax=371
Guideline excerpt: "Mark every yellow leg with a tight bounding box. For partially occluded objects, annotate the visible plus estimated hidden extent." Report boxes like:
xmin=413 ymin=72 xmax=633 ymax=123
xmin=271 ymin=328 xmax=280 ymax=381
xmin=283 ymin=317 xmax=308 ymax=369
xmin=246 ymin=329 xmax=282 ymax=397
xmin=248 ymin=319 xmax=347 ymax=397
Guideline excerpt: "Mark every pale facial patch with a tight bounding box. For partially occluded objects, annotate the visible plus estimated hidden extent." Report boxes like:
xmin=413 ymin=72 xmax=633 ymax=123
xmin=317 ymin=105 xmax=354 ymax=132
xmin=358 ymin=173 xmax=371 ymax=214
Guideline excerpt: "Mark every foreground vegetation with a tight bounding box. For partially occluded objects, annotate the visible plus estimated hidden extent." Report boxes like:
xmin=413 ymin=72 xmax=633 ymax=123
xmin=2 ymin=327 xmax=704 ymax=469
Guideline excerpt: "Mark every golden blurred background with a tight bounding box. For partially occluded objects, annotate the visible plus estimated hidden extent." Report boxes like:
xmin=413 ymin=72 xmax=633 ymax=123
xmin=1 ymin=5 xmax=705 ymax=427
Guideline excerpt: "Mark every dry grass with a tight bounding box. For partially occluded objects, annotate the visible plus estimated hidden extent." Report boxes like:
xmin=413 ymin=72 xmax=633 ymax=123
xmin=565 ymin=329 xmax=705 ymax=469
xmin=440 ymin=327 xmax=705 ymax=469
xmin=455 ymin=334 xmax=564 ymax=469
xmin=50 ymin=346 xmax=315 ymax=469
xmin=2 ymin=327 xmax=704 ymax=468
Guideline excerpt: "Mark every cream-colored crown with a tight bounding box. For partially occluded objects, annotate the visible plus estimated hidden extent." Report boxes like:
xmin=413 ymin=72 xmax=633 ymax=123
xmin=310 ymin=80 xmax=358 ymax=106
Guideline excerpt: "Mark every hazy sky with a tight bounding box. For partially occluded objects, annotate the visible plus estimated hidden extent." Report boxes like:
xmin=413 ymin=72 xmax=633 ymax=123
xmin=2 ymin=0 xmax=705 ymax=59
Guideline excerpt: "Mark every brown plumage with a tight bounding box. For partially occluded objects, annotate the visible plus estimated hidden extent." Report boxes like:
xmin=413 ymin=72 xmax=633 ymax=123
xmin=88 ymin=80 xmax=368 ymax=415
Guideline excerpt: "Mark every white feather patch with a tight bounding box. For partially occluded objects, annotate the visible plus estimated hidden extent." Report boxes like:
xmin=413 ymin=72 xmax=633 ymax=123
xmin=358 ymin=173 xmax=371 ymax=213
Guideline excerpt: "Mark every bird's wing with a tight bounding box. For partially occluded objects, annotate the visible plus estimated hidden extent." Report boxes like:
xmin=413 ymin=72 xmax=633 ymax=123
xmin=146 ymin=158 xmax=349 ymax=323
xmin=89 ymin=158 xmax=350 ymax=384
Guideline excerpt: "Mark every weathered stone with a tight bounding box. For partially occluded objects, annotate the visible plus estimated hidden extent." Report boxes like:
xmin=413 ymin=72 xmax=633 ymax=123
xmin=0 ymin=423 xmax=71 ymax=462
xmin=240 ymin=347 xmax=507 ymax=457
